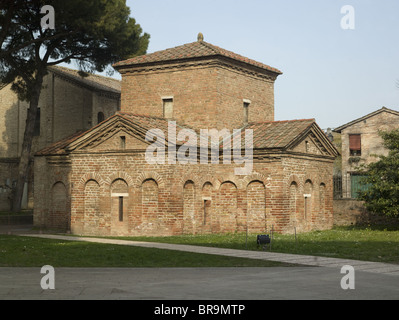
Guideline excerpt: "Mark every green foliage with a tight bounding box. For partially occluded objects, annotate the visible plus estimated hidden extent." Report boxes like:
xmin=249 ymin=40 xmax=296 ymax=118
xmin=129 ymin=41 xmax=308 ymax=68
xmin=358 ymin=129 xmax=399 ymax=218
xmin=0 ymin=0 xmax=150 ymax=98
xmin=0 ymin=0 xmax=149 ymax=211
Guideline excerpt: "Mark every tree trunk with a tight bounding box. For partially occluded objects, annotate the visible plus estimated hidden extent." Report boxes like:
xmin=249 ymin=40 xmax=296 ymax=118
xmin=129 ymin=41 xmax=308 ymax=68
xmin=12 ymin=68 xmax=45 ymax=212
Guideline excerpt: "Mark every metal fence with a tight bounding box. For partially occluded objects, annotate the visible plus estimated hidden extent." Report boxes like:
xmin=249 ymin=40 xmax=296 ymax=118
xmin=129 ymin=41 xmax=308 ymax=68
xmin=333 ymin=174 xmax=370 ymax=199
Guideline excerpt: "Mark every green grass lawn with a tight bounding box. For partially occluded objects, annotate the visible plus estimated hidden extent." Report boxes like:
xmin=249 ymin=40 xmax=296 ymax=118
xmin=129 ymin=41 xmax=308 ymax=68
xmin=0 ymin=235 xmax=293 ymax=268
xmin=1 ymin=225 xmax=398 ymax=267
xmin=115 ymin=225 xmax=399 ymax=264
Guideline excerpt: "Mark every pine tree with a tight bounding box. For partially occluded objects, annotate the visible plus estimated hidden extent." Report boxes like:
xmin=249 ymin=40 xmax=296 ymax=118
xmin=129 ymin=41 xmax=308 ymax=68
xmin=0 ymin=0 xmax=150 ymax=211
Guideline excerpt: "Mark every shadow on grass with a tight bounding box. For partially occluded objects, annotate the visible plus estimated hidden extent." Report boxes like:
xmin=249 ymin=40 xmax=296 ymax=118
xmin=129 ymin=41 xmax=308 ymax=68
xmin=336 ymin=223 xmax=399 ymax=232
xmin=115 ymin=224 xmax=399 ymax=264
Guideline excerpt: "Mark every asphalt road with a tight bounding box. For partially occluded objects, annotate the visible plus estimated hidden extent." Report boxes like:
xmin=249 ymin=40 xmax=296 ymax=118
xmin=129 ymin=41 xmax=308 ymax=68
xmin=1 ymin=225 xmax=398 ymax=301
xmin=1 ymin=266 xmax=398 ymax=300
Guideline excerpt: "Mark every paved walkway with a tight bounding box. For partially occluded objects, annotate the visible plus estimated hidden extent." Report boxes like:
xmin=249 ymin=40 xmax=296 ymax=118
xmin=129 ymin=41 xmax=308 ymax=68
xmin=2 ymin=229 xmax=399 ymax=300
xmin=17 ymin=233 xmax=399 ymax=275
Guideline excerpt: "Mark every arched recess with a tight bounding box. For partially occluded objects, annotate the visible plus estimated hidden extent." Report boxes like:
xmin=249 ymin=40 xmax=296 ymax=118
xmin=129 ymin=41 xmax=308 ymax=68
xmin=304 ymin=179 xmax=313 ymax=222
xmin=135 ymin=172 xmax=164 ymax=189
xmin=50 ymin=182 xmax=68 ymax=231
xmin=141 ymin=179 xmax=159 ymax=232
xmin=247 ymin=181 xmax=266 ymax=233
xmin=289 ymin=181 xmax=300 ymax=227
xmin=77 ymin=172 xmax=104 ymax=189
xmin=217 ymin=181 xmax=238 ymax=233
xmin=202 ymin=182 xmax=213 ymax=231
xmin=106 ymin=172 xmax=134 ymax=188
xmin=97 ymin=112 xmax=105 ymax=124
xmin=183 ymin=181 xmax=195 ymax=234
xmin=84 ymin=180 xmax=100 ymax=234
xmin=319 ymin=183 xmax=326 ymax=215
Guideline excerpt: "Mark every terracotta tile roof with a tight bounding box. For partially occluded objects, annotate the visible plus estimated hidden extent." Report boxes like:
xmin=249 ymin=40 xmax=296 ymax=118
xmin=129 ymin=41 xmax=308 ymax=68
xmin=118 ymin=112 xmax=207 ymax=147
xmin=35 ymin=113 xmax=195 ymax=156
xmin=118 ymin=112 xmax=174 ymax=135
xmin=231 ymin=119 xmax=316 ymax=149
xmin=1 ymin=66 xmax=121 ymax=95
xmin=113 ymin=40 xmax=282 ymax=75
xmin=35 ymin=130 xmax=86 ymax=156
xmin=36 ymin=114 xmax=316 ymax=156
xmin=48 ymin=66 xmax=121 ymax=94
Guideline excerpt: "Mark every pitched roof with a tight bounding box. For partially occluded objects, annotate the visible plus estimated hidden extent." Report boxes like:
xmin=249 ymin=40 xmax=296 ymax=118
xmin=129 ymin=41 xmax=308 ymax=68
xmin=333 ymin=107 xmax=399 ymax=133
xmin=113 ymin=40 xmax=282 ymax=75
xmin=1 ymin=66 xmax=121 ymax=95
xmin=251 ymin=119 xmax=316 ymax=149
xmin=48 ymin=66 xmax=121 ymax=95
xmin=229 ymin=119 xmax=316 ymax=149
xmin=35 ymin=130 xmax=86 ymax=156
xmin=36 ymin=113 xmax=338 ymax=157
xmin=118 ymin=112 xmax=175 ymax=135
xmin=35 ymin=112 xmax=193 ymax=156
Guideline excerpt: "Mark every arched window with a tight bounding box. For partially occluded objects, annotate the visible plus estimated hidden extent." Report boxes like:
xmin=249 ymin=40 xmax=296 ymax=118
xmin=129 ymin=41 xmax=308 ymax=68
xmin=97 ymin=112 xmax=105 ymax=124
xmin=202 ymin=182 xmax=213 ymax=227
xmin=289 ymin=181 xmax=299 ymax=224
xmin=304 ymin=180 xmax=313 ymax=220
xmin=320 ymin=183 xmax=326 ymax=215
xmin=111 ymin=179 xmax=129 ymax=222
xmin=183 ymin=181 xmax=195 ymax=234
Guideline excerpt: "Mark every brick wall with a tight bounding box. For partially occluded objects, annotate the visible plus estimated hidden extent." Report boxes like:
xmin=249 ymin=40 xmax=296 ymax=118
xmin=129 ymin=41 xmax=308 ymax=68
xmin=0 ymin=69 xmax=120 ymax=211
xmin=32 ymin=48 xmax=336 ymax=237
xmin=333 ymin=199 xmax=399 ymax=226
xmin=34 ymin=149 xmax=334 ymax=236
xmin=121 ymin=61 xmax=275 ymax=131
xmin=33 ymin=156 xmax=71 ymax=230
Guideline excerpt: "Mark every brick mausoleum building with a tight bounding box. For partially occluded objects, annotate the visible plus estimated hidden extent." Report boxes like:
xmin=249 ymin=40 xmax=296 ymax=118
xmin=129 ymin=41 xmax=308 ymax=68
xmin=34 ymin=35 xmax=339 ymax=236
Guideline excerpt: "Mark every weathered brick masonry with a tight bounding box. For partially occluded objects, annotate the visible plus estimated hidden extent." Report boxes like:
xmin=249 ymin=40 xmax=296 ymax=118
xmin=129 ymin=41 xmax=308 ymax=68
xmin=34 ymin=36 xmax=338 ymax=236
xmin=0 ymin=66 xmax=120 ymax=211
xmin=121 ymin=62 xmax=276 ymax=130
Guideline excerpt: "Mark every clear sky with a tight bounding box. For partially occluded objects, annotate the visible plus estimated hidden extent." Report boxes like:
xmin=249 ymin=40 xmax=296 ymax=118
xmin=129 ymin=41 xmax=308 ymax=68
xmin=109 ymin=0 xmax=399 ymax=130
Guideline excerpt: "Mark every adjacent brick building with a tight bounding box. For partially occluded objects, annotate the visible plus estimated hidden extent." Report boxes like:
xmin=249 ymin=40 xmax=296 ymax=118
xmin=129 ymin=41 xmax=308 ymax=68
xmin=34 ymin=36 xmax=338 ymax=236
xmin=0 ymin=66 xmax=121 ymax=211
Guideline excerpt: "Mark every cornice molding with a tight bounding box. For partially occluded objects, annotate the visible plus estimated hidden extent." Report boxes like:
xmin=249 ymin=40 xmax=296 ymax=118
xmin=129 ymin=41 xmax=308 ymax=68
xmin=117 ymin=57 xmax=279 ymax=82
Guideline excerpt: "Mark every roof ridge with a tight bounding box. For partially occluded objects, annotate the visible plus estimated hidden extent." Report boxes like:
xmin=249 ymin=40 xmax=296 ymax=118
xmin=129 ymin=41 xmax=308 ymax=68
xmin=117 ymin=111 xmax=167 ymax=120
xmin=49 ymin=65 xmax=120 ymax=83
xmin=48 ymin=65 xmax=121 ymax=93
xmin=199 ymin=41 xmax=221 ymax=55
xmin=333 ymin=106 xmax=399 ymax=132
xmin=117 ymin=111 xmax=199 ymax=132
xmin=249 ymin=118 xmax=315 ymax=125
xmin=113 ymin=39 xmax=282 ymax=74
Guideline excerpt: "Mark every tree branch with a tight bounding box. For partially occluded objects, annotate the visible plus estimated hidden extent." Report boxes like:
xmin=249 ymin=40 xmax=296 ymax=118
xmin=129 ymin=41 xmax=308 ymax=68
xmin=0 ymin=31 xmax=78 ymax=58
